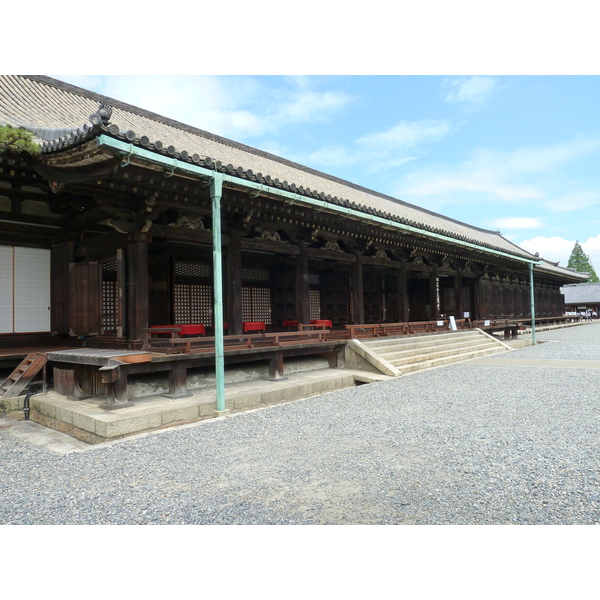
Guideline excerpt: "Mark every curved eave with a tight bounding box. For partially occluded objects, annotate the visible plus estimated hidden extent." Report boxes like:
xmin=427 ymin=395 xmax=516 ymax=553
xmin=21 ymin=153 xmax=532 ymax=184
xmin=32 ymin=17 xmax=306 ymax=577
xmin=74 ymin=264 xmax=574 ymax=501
xmin=35 ymin=124 xmax=539 ymax=265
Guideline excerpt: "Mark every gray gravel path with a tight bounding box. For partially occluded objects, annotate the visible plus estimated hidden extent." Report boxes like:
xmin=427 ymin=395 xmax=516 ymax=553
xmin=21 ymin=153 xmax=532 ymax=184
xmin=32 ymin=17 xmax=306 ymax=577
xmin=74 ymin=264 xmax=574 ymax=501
xmin=2 ymin=322 xmax=599 ymax=525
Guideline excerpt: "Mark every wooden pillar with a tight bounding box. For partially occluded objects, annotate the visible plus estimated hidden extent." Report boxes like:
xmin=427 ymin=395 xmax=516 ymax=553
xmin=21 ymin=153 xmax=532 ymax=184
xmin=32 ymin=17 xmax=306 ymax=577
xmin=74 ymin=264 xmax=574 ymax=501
xmin=268 ymin=351 xmax=285 ymax=380
xmin=127 ymin=232 xmax=150 ymax=343
xmin=398 ymin=260 xmax=409 ymax=322
xmin=472 ymin=276 xmax=483 ymax=320
xmin=51 ymin=241 xmax=74 ymax=335
xmin=100 ymin=365 xmax=132 ymax=409
xmin=429 ymin=267 xmax=439 ymax=321
xmin=295 ymin=242 xmax=310 ymax=324
xmin=352 ymin=255 xmax=364 ymax=324
xmin=454 ymin=270 xmax=464 ymax=318
xmin=164 ymin=362 xmax=191 ymax=398
xmin=116 ymin=248 xmax=126 ymax=337
xmin=227 ymin=231 xmax=243 ymax=335
xmin=147 ymin=247 xmax=170 ymax=328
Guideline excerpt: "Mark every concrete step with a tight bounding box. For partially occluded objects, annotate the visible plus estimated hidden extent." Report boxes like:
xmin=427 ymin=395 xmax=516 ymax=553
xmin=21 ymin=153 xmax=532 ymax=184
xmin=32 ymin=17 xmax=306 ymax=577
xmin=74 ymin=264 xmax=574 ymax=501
xmin=352 ymin=371 xmax=395 ymax=384
xmin=362 ymin=330 xmax=482 ymax=352
xmin=356 ymin=329 xmax=509 ymax=376
xmin=388 ymin=341 xmax=503 ymax=367
xmin=400 ymin=345 xmax=507 ymax=373
xmin=377 ymin=337 xmax=497 ymax=361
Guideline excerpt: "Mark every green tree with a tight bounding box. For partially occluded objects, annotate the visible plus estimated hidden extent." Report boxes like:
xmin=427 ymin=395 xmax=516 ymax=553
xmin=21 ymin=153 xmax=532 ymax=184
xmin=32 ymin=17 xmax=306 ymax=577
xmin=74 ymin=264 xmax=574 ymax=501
xmin=0 ymin=124 xmax=40 ymax=156
xmin=567 ymin=241 xmax=599 ymax=282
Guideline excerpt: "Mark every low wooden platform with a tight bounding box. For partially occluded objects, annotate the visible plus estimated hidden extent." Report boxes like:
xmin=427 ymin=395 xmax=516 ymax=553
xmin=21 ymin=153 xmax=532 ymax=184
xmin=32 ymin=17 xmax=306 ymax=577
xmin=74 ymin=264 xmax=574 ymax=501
xmin=46 ymin=339 xmax=346 ymax=409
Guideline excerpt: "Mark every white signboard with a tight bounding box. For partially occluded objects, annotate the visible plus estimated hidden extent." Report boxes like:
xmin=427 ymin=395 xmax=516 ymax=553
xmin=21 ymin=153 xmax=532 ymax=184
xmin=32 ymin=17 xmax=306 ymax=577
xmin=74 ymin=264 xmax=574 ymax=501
xmin=449 ymin=316 xmax=457 ymax=331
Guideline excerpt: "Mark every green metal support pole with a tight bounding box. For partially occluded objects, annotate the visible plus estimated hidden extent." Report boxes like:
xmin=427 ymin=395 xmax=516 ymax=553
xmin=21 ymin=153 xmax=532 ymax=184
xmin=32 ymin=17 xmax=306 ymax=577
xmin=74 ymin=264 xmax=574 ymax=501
xmin=529 ymin=261 xmax=536 ymax=345
xmin=211 ymin=174 xmax=227 ymax=413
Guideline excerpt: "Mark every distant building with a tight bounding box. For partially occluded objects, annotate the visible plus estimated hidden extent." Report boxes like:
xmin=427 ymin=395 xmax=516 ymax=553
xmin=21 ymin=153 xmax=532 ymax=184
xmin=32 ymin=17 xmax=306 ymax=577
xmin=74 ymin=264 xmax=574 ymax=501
xmin=561 ymin=282 xmax=600 ymax=316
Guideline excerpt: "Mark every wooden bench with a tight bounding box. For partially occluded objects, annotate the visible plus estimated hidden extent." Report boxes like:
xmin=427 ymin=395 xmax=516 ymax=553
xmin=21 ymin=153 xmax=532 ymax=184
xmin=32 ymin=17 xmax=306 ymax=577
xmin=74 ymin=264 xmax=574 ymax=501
xmin=243 ymin=321 xmax=266 ymax=333
xmin=149 ymin=324 xmax=206 ymax=337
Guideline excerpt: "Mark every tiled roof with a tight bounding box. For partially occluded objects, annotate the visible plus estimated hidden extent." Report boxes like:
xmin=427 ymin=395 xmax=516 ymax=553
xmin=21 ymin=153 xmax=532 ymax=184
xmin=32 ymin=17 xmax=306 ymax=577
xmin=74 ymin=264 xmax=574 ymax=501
xmin=535 ymin=259 xmax=590 ymax=280
xmin=561 ymin=282 xmax=600 ymax=303
xmin=0 ymin=75 xmax=588 ymax=280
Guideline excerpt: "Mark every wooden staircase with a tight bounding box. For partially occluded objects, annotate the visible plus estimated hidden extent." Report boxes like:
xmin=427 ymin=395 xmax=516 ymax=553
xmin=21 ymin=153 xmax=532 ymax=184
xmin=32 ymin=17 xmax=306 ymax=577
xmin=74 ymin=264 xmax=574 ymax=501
xmin=0 ymin=353 xmax=47 ymax=399
xmin=357 ymin=329 xmax=510 ymax=376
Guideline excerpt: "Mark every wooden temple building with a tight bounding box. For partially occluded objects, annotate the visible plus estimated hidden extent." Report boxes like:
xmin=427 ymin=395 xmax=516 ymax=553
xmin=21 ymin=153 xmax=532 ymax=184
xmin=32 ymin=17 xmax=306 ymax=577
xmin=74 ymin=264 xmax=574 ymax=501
xmin=0 ymin=75 xmax=589 ymax=412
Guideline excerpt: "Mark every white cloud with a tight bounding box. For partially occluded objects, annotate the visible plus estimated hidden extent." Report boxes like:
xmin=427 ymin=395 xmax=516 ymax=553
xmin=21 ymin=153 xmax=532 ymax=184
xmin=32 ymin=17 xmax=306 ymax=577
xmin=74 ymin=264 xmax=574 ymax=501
xmin=397 ymin=167 xmax=542 ymax=203
xmin=544 ymin=190 xmax=600 ymax=213
xmin=520 ymin=236 xmax=576 ymax=264
xmin=500 ymin=136 xmax=600 ymax=174
xmin=582 ymin=234 xmax=600 ymax=273
xmin=307 ymin=145 xmax=362 ymax=168
xmin=356 ymin=120 xmax=452 ymax=151
xmin=443 ymin=76 xmax=498 ymax=108
xmin=271 ymin=89 xmax=353 ymax=125
xmin=395 ymin=135 xmax=600 ymax=207
xmin=486 ymin=217 xmax=545 ymax=231
xmin=305 ymin=119 xmax=450 ymax=172
xmin=519 ymin=234 xmax=600 ymax=273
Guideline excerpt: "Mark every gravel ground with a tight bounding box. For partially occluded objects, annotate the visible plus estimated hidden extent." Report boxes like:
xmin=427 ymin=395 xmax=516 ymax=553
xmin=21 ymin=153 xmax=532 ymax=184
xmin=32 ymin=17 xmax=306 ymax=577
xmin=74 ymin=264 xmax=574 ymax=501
xmin=1 ymin=322 xmax=599 ymax=525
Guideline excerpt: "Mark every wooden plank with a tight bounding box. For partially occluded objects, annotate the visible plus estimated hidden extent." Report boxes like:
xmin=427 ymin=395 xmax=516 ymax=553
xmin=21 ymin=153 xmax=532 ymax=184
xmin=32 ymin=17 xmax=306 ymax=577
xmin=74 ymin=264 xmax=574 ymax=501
xmin=127 ymin=236 xmax=150 ymax=342
xmin=51 ymin=241 xmax=74 ymax=335
xmin=69 ymin=261 xmax=102 ymax=336
xmin=295 ymin=242 xmax=310 ymax=325
xmin=115 ymin=353 xmax=153 ymax=364
xmin=227 ymin=231 xmax=243 ymax=335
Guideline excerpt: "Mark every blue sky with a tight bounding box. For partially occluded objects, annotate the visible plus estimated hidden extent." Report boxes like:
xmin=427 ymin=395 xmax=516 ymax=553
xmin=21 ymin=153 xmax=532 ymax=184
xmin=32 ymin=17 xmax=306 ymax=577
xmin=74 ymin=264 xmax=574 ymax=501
xmin=53 ymin=74 xmax=600 ymax=273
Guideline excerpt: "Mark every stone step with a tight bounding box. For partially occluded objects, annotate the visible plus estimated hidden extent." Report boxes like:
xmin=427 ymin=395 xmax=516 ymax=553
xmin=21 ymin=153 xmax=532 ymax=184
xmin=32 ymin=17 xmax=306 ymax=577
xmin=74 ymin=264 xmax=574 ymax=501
xmin=348 ymin=329 xmax=509 ymax=378
xmin=377 ymin=336 xmax=497 ymax=360
xmin=400 ymin=346 xmax=507 ymax=373
xmin=387 ymin=341 xmax=501 ymax=366
xmin=363 ymin=331 xmax=482 ymax=352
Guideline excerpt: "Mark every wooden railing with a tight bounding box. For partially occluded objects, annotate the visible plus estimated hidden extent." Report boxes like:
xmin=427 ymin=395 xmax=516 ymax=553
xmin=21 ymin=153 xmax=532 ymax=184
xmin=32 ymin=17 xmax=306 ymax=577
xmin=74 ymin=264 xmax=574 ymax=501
xmin=144 ymin=328 xmax=332 ymax=354
xmin=345 ymin=319 xmax=472 ymax=338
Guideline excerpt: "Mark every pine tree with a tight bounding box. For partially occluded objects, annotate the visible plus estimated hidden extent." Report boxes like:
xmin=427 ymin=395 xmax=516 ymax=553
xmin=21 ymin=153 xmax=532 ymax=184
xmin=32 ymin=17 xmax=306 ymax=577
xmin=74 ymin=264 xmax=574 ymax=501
xmin=0 ymin=125 xmax=40 ymax=156
xmin=567 ymin=242 xmax=599 ymax=282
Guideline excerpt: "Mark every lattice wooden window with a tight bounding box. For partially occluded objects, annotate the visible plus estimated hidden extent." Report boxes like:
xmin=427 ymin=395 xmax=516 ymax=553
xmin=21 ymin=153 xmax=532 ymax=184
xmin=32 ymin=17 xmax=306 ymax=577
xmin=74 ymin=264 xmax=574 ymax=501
xmin=240 ymin=266 xmax=272 ymax=324
xmin=173 ymin=261 xmax=212 ymax=326
xmin=309 ymin=289 xmax=321 ymax=320
xmin=242 ymin=286 xmax=272 ymax=324
xmin=175 ymin=262 xmax=210 ymax=278
xmin=241 ymin=267 xmax=270 ymax=283
xmin=174 ymin=283 xmax=213 ymax=326
xmin=101 ymin=260 xmax=118 ymax=333
xmin=102 ymin=280 xmax=118 ymax=332
xmin=308 ymin=272 xmax=320 ymax=286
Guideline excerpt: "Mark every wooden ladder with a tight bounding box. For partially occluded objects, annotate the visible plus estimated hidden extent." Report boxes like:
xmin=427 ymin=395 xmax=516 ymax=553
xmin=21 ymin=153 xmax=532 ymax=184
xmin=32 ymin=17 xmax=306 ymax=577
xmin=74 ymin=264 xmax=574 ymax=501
xmin=0 ymin=353 xmax=47 ymax=399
